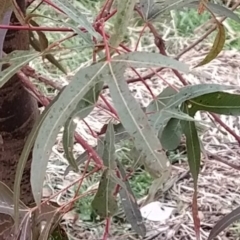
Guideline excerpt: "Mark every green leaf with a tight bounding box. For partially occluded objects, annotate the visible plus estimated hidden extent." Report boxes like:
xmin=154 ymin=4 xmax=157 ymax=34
xmin=0 ymin=50 xmax=40 ymax=87
xmin=166 ymin=84 xmax=235 ymax=108
xmin=195 ymin=22 xmax=225 ymax=67
xmin=113 ymin=123 xmax=131 ymax=143
xmin=190 ymin=91 xmax=240 ymax=115
xmin=73 ymin=81 xmax=104 ymax=116
xmin=102 ymin=123 xmax=116 ymax=169
xmin=31 ymin=62 xmax=106 ymax=206
xmin=62 ymin=82 xmax=104 ymax=172
xmin=181 ymin=104 xmax=200 ymax=184
xmin=63 ymin=82 xmax=104 ymax=174
xmin=50 ymin=0 xmax=100 ymax=40
xmin=146 ymin=87 xmax=182 ymax=149
xmin=113 ymin=52 xmax=189 ymax=73
xmin=64 ymin=135 xmax=104 ymax=176
xmin=44 ymin=54 xmax=67 ymax=74
xmin=146 ymin=86 xmax=177 ymax=113
xmin=160 ymin=118 xmax=182 ymax=150
xmin=150 ymin=84 xmax=236 ymax=136
xmin=106 ymin=62 xmax=170 ymax=180
xmin=149 ymin=108 xmax=197 ymax=135
xmin=181 ymin=103 xmax=201 ymax=238
xmin=91 ymin=169 xmax=118 ymax=218
xmin=208 ymin=206 xmax=240 ymax=240
xmin=117 ymin=160 xmax=146 ymax=237
xmin=62 ymin=116 xmax=78 ymax=172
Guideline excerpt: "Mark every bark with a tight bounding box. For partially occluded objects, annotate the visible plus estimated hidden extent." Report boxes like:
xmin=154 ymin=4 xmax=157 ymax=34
xmin=0 ymin=0 xmax=39 ymax=238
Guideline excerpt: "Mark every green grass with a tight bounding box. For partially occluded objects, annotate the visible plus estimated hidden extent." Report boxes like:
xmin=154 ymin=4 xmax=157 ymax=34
xmin=173 ymin=9 xmax=211 ymax=36
xmin=171 ymin=7 xmax=240 ymax=50
xmin=74 ymin=185 xmax=94 ymax=221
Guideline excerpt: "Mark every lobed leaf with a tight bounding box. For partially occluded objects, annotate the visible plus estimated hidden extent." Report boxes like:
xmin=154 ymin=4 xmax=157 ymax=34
xmin=146 ymin=86 xmax=177 ymax=113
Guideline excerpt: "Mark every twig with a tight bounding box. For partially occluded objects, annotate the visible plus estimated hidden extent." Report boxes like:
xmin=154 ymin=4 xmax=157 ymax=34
xmin=206 ymin=150 xmax=240 ymax=171
xmin=23 ymin=66 xmax=63 ymax=90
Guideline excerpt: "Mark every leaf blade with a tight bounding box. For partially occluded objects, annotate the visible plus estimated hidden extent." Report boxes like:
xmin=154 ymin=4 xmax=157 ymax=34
xmin=117 ymin=160 xmax=146 ymax=237
xmin=195 ymin=22 xmax=225 ymax=67
xmin=113 ymin=52 xmax=189 ymax=73
xmin=31 ymin=62 xmax=106 ymax=205
xmin=91 ymin=169 xmax=118 ymax=218
xmin=208 ymin=206 xmax=240 ymax=240
xmin=190 ymin=91 xmax=240 ymax=115
xmin=106 ymin=62 xmax=170 ymax=180
xmin=51 ymin=0 xmax=100 ymax=40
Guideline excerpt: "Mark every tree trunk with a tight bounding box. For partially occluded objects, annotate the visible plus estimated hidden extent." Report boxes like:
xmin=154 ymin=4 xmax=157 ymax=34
xmin=0 ymin=0 xmax=39 ymax=238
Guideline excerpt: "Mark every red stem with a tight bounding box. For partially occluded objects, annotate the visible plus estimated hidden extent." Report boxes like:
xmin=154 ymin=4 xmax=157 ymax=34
xmin=103 ymin=217 xmax=111 ymax=240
